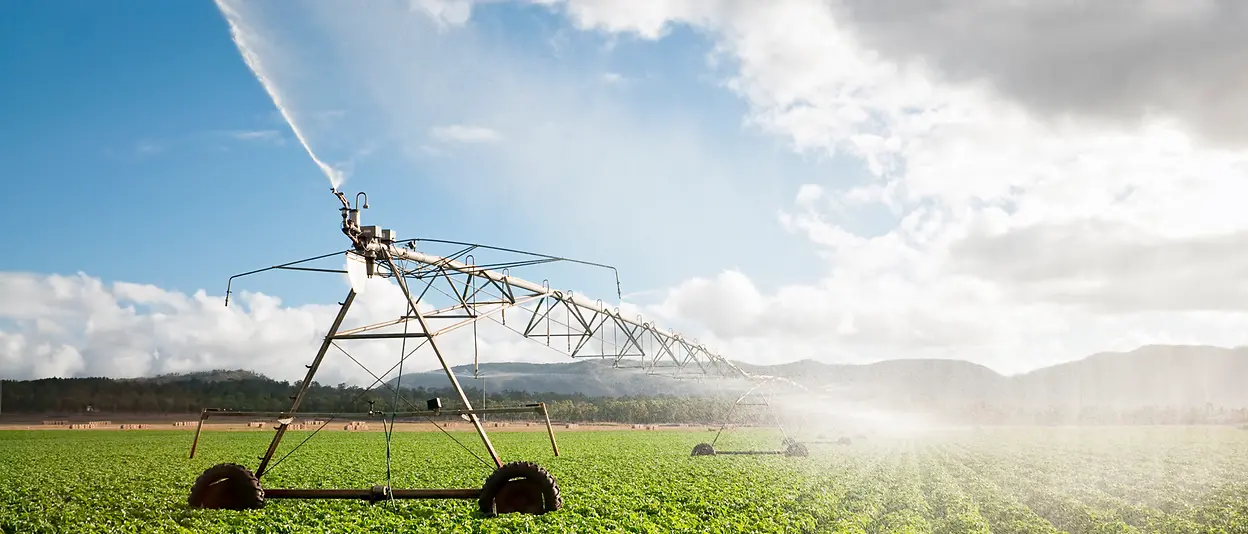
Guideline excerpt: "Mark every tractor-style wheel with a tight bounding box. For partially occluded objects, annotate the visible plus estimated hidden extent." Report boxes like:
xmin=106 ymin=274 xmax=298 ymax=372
xmin=691 ymin=443 xmax=716 ymax=456
xmin=478 ymin=461 xmax=561 ymax=517
xmin=785 ymin=441 xmax=809 ymax=457
xmin=188 ymin=463 xmax=265 ymax=510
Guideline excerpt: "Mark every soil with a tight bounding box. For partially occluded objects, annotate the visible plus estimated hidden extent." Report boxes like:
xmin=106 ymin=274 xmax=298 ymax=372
xmin=0 ymin=414 xmax=717 ymax=433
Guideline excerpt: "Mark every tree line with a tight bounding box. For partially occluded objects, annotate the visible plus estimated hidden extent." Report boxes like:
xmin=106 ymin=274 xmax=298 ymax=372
xmin=4 ymin=374 xmax=1248 ymax=426
xmin=0 ymin=374 xmax=762 ymax=425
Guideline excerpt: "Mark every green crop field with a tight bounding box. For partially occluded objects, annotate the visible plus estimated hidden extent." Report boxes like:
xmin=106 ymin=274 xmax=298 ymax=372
xmin=2 ymin=426 xmax=1247 ymax=533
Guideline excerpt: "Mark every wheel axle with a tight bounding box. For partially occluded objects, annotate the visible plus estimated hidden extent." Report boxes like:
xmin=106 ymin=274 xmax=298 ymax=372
xmin=188 ymin=460 xmax=562 ymax=517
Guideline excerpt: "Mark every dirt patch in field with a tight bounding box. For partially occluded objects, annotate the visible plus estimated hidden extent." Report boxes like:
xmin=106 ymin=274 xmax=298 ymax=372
xmin=0 ymin=416 xmax=714 ymax=433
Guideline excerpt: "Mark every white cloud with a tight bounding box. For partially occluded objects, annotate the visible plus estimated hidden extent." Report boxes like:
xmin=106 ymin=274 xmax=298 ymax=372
xmin=820 ymin=0 xmax=1248 ymax=147
xmin=430 ymin=124 xmax=503 ymax=143
xmin=794 ymin=184 xmax=823 ymax=206
xmin=0 ymin=270 xmax=578 ymax=382
xmin=409 ymin=0 xmax=479 ymax=29
xmin=513 ymin=0 xmax=1248 ymax=372
xmin=229 ymin=129 xmax=284 ymax=143
xmin=135 ymin=140 xmax=164 ymax=156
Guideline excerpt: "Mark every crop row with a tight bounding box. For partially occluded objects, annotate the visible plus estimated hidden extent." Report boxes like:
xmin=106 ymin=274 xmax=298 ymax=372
xmin=2 ymin=427 xmax=1247 ymax=533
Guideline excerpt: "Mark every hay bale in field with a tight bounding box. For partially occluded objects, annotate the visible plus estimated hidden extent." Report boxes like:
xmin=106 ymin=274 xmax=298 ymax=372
xmin=247 ymin=421 xmax=267 ymax=428
xmin=42 ymin=420 xmax=69 ymax=426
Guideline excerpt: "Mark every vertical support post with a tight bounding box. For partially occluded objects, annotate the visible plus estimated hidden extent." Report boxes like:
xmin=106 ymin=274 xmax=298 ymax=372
xmin=762 ymin=391 xmax=789 ymax=442
xmin=256 ymin=289 xmax=357 ymax=478
xmin=712 ymin=378 xmax=768 ymax=447
xmin=189 ymin=408 xmax=208 ymax=459
xmin=540 ymin=402 xmax=560 ymax=457
xmin=385 ymin=256 xmax=503 ymax=468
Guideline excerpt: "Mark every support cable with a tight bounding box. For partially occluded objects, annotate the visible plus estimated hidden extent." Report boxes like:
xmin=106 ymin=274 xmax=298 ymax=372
xmin=331 ymin=343 xmax=492 ymax=470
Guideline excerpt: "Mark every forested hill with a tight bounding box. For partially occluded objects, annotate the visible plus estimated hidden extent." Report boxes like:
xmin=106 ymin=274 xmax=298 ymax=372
xmin=391 ymin=345 xmax=1248 ymax=412
xmin=4 ymin=345 xmax=1248 ymax=426
xmin=0 ymin=371 xmax=740 ymax=425
xmin=0 ymin=370 xmax=581 ymax=415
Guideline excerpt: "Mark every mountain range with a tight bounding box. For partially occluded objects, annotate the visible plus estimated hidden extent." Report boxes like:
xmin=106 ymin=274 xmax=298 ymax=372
xmin=388 ymin=345 xmax=1248 ymax=412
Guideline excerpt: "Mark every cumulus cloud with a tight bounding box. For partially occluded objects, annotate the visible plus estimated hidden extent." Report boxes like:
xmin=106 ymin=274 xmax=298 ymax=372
xmin=825 ymin=0 xmax=1248 ymax=146
xmin=0 ymin=270 xmax=576 ymax=382
xmin=410 ymin=0 xmax=479 ymax=29
xmin=431 ymin=124 xmax=503 ymax=143
xmin=950 ymin=220 xmax=1248 ymax=313
xmin=508 ymin=0 xmax=1248 ymax=372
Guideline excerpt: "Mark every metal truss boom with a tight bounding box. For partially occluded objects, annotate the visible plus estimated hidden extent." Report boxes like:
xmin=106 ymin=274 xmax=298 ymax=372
xmin=354 ymin=242 xmax=759 ymax=380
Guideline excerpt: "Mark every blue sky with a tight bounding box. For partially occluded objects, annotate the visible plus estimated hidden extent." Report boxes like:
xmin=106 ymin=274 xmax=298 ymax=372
xmin=1 ymin=1 xmax=346 ymax=301
xmin=0 ymin=0 xmax=838 ymax=310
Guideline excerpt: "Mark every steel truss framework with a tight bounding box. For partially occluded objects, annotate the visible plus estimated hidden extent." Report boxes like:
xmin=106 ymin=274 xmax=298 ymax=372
xmin=691 ymin=377 xmax=811 ymax=457
xmin=187 ymin=189 xmax=803 ymax=516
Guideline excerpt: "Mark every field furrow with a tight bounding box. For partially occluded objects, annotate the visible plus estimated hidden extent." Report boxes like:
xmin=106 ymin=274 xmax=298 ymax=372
xmin=3 ymin=427 xmax=1248 ymax=533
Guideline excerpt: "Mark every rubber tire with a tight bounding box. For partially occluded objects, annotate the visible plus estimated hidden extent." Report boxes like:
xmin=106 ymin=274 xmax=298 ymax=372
xmin=691 ymin=443 xmax=716 ymax=456
xmin=188 ymin=463 xmax=265 ymax=510
xmin=478 ymin=461 xmax=561 ymax=517
xmin=785 ymin=441 xmax=809 ymax=457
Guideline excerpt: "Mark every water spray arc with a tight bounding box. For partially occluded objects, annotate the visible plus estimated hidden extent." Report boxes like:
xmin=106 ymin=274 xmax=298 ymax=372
xmin=214 ymin=0 xmax=345 ymax=189
xmin=188 ymin=188 xmax=801 ymax=516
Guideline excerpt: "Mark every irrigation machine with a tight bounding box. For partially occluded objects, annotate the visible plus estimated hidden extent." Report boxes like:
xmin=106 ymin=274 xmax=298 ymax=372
xmin=186 ymin=188 xmax=799 ymax=516
xmin=690 ymin=376 xmax=811 ymax=458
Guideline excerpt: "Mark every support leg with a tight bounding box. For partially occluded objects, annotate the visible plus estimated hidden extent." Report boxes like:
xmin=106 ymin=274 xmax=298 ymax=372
xmin=385 ymin=256 xmax=503 ymax=468
xmin=189 ymin=409 xmax=207 ymax=459
xmin=256 ymin=290 xmax=357 ymax=478
xmin=540 ymin=402 xmax=560 ymax=457
xmin=713 ymin=379 xmax=767 ymax=447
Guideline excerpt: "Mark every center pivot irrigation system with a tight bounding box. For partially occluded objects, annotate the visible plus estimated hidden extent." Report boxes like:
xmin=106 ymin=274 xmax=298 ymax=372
xmin=186 ymin=188 xmax=808 ymax=517
xmin=690 ymin=376 xmax=810 ymax=458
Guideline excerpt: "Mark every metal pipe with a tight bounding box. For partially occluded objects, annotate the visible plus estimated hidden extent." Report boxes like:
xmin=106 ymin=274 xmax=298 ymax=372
xmin=264 ymin=488 xmax=480 ymax=500
xmin=223 ymin=249 xmax=350 ymax=307
xmin=384 ymin=256 xmax=503 ymax=469
xmin=188 ymin=409 xmax=207 ymax=459
xmin=538 ymin=402 xmax=560 ymax=457
xmin=200 ymin=406 xmax=547 ymax=419
xmin=332 ymin=332 xmax=430 ymax=340
xmin=368 ymin=243 xmax=756 ymax=380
